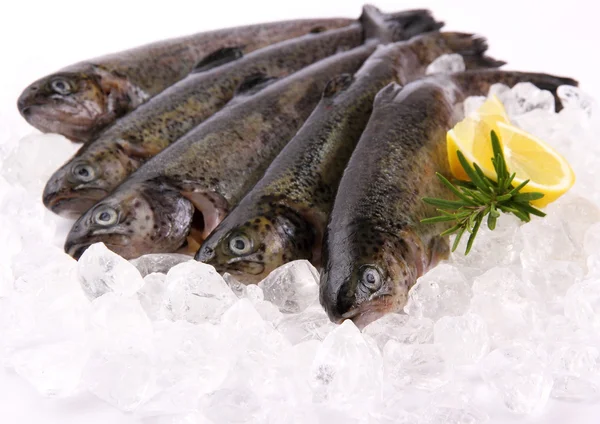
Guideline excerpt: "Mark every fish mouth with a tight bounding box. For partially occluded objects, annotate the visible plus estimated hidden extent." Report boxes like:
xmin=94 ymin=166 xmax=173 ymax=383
xmin=339 ymin=295 xmax=396 ymax=329
xmin=224 ymin=260 xmax=266 ymax=276
xmin=43 ymin=189 xmax=108 ymax=218
xmin=66 ymin=238 xmax=130 ymax=260
xmin=19 ymin=103 xmax=100 ymax=141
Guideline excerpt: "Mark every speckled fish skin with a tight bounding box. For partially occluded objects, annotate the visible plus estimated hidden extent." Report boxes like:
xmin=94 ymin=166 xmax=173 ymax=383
xmin=195 ymin=32 xmax=505 ymax=284
xmin=319 ymin=70 xmax=578 ymax=329
xmin=43 ymin=6 xmax=442 ymax=219
xmin=63 ymin=41 xmax=382 ymax=260
xmin=17 ymin=18 xmax=355 ymax=142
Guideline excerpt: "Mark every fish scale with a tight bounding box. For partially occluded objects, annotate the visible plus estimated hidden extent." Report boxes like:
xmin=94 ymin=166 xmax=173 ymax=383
xmin=17 ymin=17 xmax=355 ymax=142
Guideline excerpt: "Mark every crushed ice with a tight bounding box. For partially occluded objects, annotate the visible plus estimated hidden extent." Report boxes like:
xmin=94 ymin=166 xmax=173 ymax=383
xmin=1 ymin=83 xmax=599 ymax=422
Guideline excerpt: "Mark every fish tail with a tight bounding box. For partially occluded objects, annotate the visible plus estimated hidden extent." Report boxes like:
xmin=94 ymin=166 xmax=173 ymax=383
xmin=360 ymin=5 xmax=444 ymax=43
xmin=453 ymin=70 xmax=578 ymax=110
xmin=441 ymin=32 xmax=506 ymax=69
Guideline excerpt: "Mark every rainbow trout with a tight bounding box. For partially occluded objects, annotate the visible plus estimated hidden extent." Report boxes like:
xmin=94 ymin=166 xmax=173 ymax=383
xmin=63 ymin=39 xmax=390 ymax=260
xmin=18 ymin=17 xmax=357 ymax=141
xmin=43 ymin=6 xmax=441 ymax=218
xmin=319 ymin=70 xmax=577 ymax=328
xmin=195 ymin=32 xmax=504 ymax=283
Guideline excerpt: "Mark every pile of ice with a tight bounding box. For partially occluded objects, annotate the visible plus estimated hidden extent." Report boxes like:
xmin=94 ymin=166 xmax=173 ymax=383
xmin=1 ymin=79 xmax=600 ymax=424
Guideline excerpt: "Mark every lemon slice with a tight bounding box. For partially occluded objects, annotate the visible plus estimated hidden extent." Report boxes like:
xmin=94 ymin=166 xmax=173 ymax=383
xmin=497 ymin=121 xmax=575 ymax=207
xmin=447 ymin=95 xmax=510 ymax=180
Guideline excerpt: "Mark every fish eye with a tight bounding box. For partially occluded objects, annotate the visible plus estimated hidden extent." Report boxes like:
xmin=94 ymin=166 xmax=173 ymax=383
xmin=72 ymin=163 xmax=96 ymax=182
xmin=50 ymin=78 xmax=72 ymax=95
xmin=228 ymin=233 xmax=252 ymax=256
xmin=360 ymin=266 xmax=383 ymax=292
xmin=94 ymin=207 xmax=118 ymax=226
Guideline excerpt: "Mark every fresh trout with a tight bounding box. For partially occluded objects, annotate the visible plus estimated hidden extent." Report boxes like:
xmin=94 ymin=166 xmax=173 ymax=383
xmin=43 ymin=6 xmax=441 ymax=218
xmin=319 ymin=70 xmax=577 ymax=328
xmin=63 ymin=37 xmax=397 ymax=260
xmin=195 ymin=32 xmax=504 ymax=283
xmin=18 ymin=17 xmax=356 ymax=141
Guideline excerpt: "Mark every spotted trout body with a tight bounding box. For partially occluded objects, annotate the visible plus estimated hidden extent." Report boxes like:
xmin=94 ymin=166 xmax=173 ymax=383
xmin=195 ymin=32 xmax=504 ymax=283
xmin=43 ymin=7 xmax=442 ymax=218
xmin=319 ymin=70 xmax=577 ymax=328
xmin=17 ymin=17 xmax=357 ymax=142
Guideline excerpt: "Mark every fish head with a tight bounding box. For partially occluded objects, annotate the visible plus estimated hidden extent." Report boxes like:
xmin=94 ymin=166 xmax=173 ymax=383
xmin=320 ymin=227 xmax=417 ymax=329
xmin=43 ymin=142 xmax=137 ymax=218
xmin=64 ymin=181 xmax=194 ymax=260
xmin=196 ymin=206 xmax=315 ymax=284
xmin=17 ymin=69 xmax=115 ymax=141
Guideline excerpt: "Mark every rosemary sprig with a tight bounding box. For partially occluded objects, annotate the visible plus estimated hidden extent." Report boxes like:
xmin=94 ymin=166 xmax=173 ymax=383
xmin=421 ymin=130 xmax=546 ymax=255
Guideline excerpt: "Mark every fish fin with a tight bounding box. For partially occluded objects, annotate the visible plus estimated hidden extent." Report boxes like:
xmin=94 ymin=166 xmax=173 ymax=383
xmin=191 ymin=47 xmax=244 ymax=73
xmin=116 ymin=139 xmax=162 ymax=159
xmin=441 ymin=33 xmax=506 ymax=70
xmin=180 ymin=191 xmax=230 ymax=239
xmin=235 ymin=73 xmax=279 ymax=96
xmin=427 ymin=236 xmax=450 ymax=271
xmin=322 ymin=74 xmax=354 ymax=98
xmin=360 ymin=5 xmax=443 ymax=43
xmin=372 ymin=82 xmax=403 ymax=107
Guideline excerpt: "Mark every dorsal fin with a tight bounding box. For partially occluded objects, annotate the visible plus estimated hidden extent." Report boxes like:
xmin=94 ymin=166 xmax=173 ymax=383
xmin=322 ymin=74 xmax=354 ymax=98
xmin=235 ymin=73 xmax=278 ymax=96
xmin=191 ymin=47 xmax=244 ymax=73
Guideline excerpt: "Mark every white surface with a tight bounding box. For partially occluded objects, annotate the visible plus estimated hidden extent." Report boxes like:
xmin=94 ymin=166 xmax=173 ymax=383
xmin=2 ymin=0 xmax=600 ymax=423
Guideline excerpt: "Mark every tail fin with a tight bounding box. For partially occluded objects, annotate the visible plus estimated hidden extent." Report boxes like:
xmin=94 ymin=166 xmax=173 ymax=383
xmin=360 ymin=5 xmax=444 ymax=43
xmin=441 ymin=32 xmax=506 ymax=70
xmin=452 ymin=70 xmax=578 ymax=110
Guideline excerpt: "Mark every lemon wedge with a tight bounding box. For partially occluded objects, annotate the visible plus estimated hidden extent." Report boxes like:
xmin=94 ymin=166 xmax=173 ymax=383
xmin=496 ymin=121 xmax=575 ymax=207
xmin=447 ymin=95 xmax=510 ymax=180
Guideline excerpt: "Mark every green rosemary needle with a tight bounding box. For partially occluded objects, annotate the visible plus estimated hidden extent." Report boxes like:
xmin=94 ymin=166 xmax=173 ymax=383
xmin=421 ymin=130 xmax=546 ymax=255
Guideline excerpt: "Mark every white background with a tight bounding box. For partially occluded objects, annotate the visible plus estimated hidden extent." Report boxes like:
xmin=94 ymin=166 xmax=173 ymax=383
xmin=1 ymin=0 xmax=600 ymax=422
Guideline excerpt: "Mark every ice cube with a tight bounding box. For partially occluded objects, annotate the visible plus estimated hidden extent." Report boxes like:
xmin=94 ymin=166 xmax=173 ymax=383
xmin=275 ymin=305 xmax=336 ymax=345
xmin=521 ymin=260 xmax=583 ymax=312
xmin=383 ymin=341 xmax=450 ymax=391
xmin=502 ymin=82 xmax=556 ymax=116
xmin=520 ymin=215 xmax=578 ymax=265
xmin=404 ymin=264 xmax=471 ymax=321
xmin=0 ymin=264 xmax=13 ymax=298
xmin=480 ymin=346 xmax=553 ymax=414
xmin=434 ymin=313 xmax=490 ymax=366
xmin=557 ymin=85 xmax=595 ymax=118
xmin=258 ymin=260 xmax=319 ymax=313
xmin=12 ymin=243 xmax=74 ymax=279
xmin=2 ymin=133 xmax=78 ymax=192
xmin=138 ymin=272 xmax=167 ymax=320
xmin=163 ymin=261 xmax=236 ymax=324
xmin=488 ymin=83 xmax=510 ymax=99
xmin=130 ymin=253 xmax=192 ymax=277
xmin=152 ymin=320 xmax=228 ymax=392
xmin=245 ymin=284 xmax=264 ymax=303
xmin=545 ymin=194 xmax=600 ymax=249
xmin=470 ymin=267 xmax=543 ymax=344
xmin=89 ymin=292 xmax=153 ymax=351
xmin=584 ymin=222 xmax=600 ymax=257
xmin=425 ymin=54 xmax=466 ymax=75
xmin=549 ymin=344 xmax=600 ymax=401
xmin=78 ymin=242 xmax=145 ymax=299
xmin=463 ymin=96 xmax=486 ymax=117
xmin=587 ymin=254 xmax=600 ymax=278
xmin=253 ymin=300 xmax=284 ymax=323
xmin=11 ymin=340 xmax=89 ymax=397
xmin=310 ymin=320 xmax=383 ymax=408
xmin=142 ymin=413 xmax=215 ymax=424
xmin=564 ymin=278 xmax=600 ymax=330
xmin=202 ymin=387 xmax=261 ymax=424
xmin=222 ymin=273 xmax=247 ymax=298
xmin=139 ymin=320 xmax=228 ymax=416
xmin=363 ymin=313 xmax=433 ymax=350
xmin=418 ymin=406 xmax=489 ymax=424
xmin=83 ymin=349 xmax=156 ymax=411
xmin=451 ymin=214 xmax=523 ymax=270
